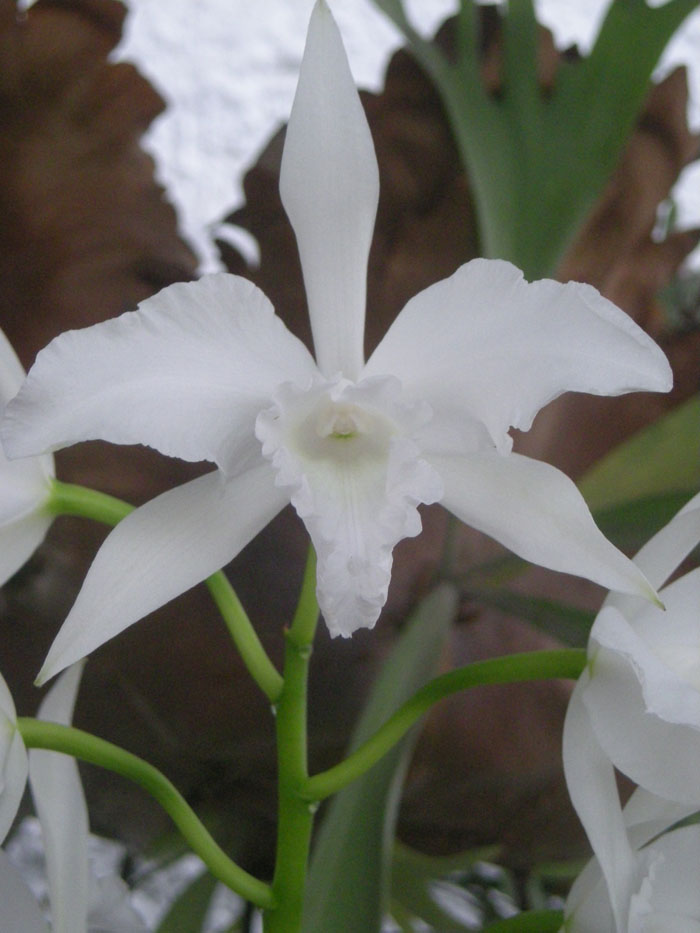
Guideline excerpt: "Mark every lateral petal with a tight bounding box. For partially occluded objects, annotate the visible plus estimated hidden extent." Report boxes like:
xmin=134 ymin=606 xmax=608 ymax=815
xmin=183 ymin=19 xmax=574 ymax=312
xmin=37 ymin=464 xmax=287 ymax=684
xmin=0 ymin=324 xmax=54 ymax=495
xmin=623 ymin=787 xmax=698 ymax=849
xmin=0 ymin=326 xmax=54 ymax=585
xmin=0 ymin=672 xmax=27 ymax=845
xmin=279 ymin=0 xmax=379 ymax=380
xmin=3 ymin=274 xmax=316 ymax=473
xmin=585 ymin=577 xmax=700 ymax=805
xmin=606 ymin=490 xmax=700 ymax=618
xmin=629 ymin=826 xmax=700 ymax=929
xmin=365 ymin=259 xmax=672 ymax=453
xmin=430 ymin=449 xmax=657 ymax=600
xmin=0 ymin=511 xmax=53 ymax=588
xmin=29 ymin=662 xmax=88 ymax=933
xmin=563 ymin=680 xmax=637 ymax=932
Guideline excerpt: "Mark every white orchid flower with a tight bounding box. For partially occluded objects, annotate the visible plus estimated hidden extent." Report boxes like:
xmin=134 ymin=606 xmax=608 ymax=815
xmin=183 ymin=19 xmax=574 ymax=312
xmin=563 ymin=786 xmax=700 ymax=932
xmin=0 ymin=327 xmax=54 ymax=586
xmin=0 ymin=663 xmax=88 ymax=932
xmin=563 ymin=492 xmax=700 ymax=931
xmin=2 ymin=0 xmax=670 ymax=683
xmin=0 ymin=670 xmax=29 ymax=845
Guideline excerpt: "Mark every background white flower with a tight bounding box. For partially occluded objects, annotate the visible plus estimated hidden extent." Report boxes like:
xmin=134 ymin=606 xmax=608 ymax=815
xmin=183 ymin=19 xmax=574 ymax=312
xmin=563 ymin=787 xmax=700 ymax=932
xmin=0 ymin=670 xmax=29 ymax=845
xmin=0 ymin=328 xmax=54 ymax=586
xmin=0 ymin=663 xmax=89 ymax=932
xmin=563 ymin=492 xmax=700 ymax=931
xmin=2 ymin=0 xmax=671 ymax=684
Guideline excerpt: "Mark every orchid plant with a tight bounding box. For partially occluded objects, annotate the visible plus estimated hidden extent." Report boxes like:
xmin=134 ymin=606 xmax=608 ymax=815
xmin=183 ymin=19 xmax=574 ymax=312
xmin=0 ymin=1 xmax=697 ymax=931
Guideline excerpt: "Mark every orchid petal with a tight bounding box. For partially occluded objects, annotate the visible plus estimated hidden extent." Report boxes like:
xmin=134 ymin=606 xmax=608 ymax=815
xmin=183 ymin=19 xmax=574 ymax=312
xmin=0 ymin=328 xmax=53 ymax=484
xmin=38 ymin=464 xmax=287 ymax=684
xmin=630 ymin=826 xmax=700 ymax=930
xmin=622 ymin=787 xmax=698 ymax=848
xmin=0 ymin=327 xmax=54 ymax=585
xmin=279 ymin=0 xmax=379 ymax=380
xmin=0 ymin=511 xmax=53 ymax=588
xmin=584 ymin=577 xmax=700 ymax=805
xmin=563 ymin=680 xmax=638 ymax=932
xmin=430 ymin=449 xmax=657 ymax=600
xmin=566 ymin=826 xmax=700 ymax=933
xmin=565 ymin=869 xmax=616 ymax=933
xmin=0 ymin=849 xmax=49 ymax=932
xmin=606 ymin=492 xmax=700 ymax=617
xmin=29 ymin=662 xmax=88 ymax=933
xmin=0 ymin=672 xmax=27 ymax=844
xmin=2 ymin=275 xmax=316 ymax=473
xmin=365 ymin=259 xmax=672 ymax=453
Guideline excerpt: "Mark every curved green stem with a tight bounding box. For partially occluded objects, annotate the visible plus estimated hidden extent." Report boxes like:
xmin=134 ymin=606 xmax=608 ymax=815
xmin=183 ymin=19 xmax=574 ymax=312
xmin=18 ymin=717 xmax=274 ymax=909
xmin=47 ymin=479 xmax=283 ymax=702
xmin=288 ymin=546 xmax=318 ymax=645
xmin=48 ymin=479 xmax=133 ymax=525
xmin=265 ymin=546 xmax=319 ymax=933
xmin=302 ymin=649 xmax=586 ymax=801
xmin=206 ymin=572 xmax=283 ymax=702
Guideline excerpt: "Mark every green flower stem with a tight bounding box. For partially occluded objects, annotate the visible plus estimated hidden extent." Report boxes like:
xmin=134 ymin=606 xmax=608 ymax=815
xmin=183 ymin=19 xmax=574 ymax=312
xmin=264 ymin=547 xmax=319 ymax=933
xmin=288 ymin=546 xmax=318 ymax=645
xmin=48 ymin=478 xmax=133 ymax=525
xmin=302 ymin=649 xmax=586 ymax=802
xmin=484 ymin=909 xmax=564 ymax=932
xmin=206 ymin=572 xmax=283 ymax=703
xmin=17 ymin=717 xmax=274 ymax=909
xmin=47 ymin=479 xmax=283 ymax=702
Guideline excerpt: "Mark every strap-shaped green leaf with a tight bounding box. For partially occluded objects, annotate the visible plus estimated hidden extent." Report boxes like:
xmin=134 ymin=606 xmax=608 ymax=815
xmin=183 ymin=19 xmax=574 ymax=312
xmin=302 ymin=583 xmax=459 ymax=932
xmin=371 ymin=0 xmax=700 ymax=277
xmin=578 ymin=394 xmax=700 ymax=511
xmin=154 ymin=869 xmax=218 ymax=933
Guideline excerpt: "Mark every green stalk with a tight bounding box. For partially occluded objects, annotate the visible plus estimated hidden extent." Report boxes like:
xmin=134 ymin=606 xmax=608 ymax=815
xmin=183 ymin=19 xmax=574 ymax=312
xmin=264 ymin=548 xmax=319 ymax=933
xmin=48 ymin=479 xmax=133 ymax=525
xmin=47 ymin=479 xmax=283 ymax=702
xmin=18 ymin=718 xmax=274 ymax=909
xmin=302 ymin=649 xmax=586 ymax=801
xmin=206 ymin=572 xmax=283 ymax=702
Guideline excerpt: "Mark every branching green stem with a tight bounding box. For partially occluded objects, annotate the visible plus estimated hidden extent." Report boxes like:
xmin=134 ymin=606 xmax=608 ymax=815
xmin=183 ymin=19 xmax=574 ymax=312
xmin=18 ymin=718 xmax=274 ymax=909
xmin=47 ymin=479 xmax=283 ymax=702
xmin=265 ymin=547 xmax=319 ymax=933
xmin=302 ymin=649 xmax=586 ymax=801
xmin=206 ymin=572 xmax=283 ymax=702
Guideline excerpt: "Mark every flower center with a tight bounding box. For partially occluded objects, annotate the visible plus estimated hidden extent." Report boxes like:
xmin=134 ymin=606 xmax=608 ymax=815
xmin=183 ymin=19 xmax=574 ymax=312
xmin=254 ymin=374 xmax=443 ymax=638
xmin=315 ymin=403 xmax=369 ymax=440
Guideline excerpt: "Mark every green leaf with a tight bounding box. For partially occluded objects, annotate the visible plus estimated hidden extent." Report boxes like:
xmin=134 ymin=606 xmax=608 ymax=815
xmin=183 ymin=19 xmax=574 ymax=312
xmin=470 ymin=588 xmax=595 ymax=647
xmin=154 ymin=870 xmax=218 ymax=933
xmin=302 ymin=583 xmax=459 ymax=933
xmin=484 ymin=910 xmax=564 ymax=932
xmin=391 ymin=843 xmax=500 ymax=931
xmin=578 ymin=394 xmax=700 ymax=512
xmin=371 ymin=0 xmax=700 ymax=277
xmin=592 ymin=492 xmax=697 ymax=554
